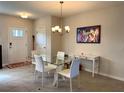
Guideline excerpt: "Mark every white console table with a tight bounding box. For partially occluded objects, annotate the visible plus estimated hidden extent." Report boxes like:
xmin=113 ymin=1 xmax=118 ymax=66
xmin=78 ymin=54 xmax=100 ymax=77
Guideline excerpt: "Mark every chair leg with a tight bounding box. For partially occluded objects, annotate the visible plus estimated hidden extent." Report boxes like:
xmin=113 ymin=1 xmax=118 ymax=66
xmin=62 ymin=76 xmax=66 ymax=80
xmin=57 ymin=73 xmax=59 ymax=87
xmin=48 ymin=71 xmax=50 ymax=77
xmin=34 ymin=70 xmax=37 ymax=81
xmin=70 ymin=78 xmax=72 ymax=92
xmin=42 ymin=72 xmax=44 ymax=88
xmin=78 ymin=75 xmax=80 ymax=88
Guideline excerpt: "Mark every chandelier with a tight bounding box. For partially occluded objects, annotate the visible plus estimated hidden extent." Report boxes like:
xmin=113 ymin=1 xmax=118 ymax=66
xmin=52 ymin=1 xmax=70 ymax=33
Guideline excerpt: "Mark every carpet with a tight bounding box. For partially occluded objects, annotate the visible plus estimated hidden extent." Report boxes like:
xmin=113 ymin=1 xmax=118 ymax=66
xmin=6 ymin=61 xmax=32 ymax=69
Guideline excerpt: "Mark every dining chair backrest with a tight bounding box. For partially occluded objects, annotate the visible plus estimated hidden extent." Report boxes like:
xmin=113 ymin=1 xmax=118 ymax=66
xmin=31 ymin=50 xmax=37 ymax=63
xmin=70 ymin=58 xmax=80 ymax=78
xmin=56 ymin=51 xmax=65 ymax=64
xmin=34 ymin=55 xmax=44 ymax=72
xmin=32 ymin=50 xmax=37 ymax=55
xmin=32 ymin=50 xmax=41 ymax=57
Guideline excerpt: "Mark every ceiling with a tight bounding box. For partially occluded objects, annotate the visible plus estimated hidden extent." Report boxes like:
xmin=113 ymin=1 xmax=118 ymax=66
xmin=0 ymin=1 xmax=124 ymax=19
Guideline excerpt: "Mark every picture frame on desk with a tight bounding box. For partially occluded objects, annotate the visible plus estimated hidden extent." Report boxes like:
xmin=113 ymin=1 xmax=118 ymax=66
xmin=76 ymin=25 xmax=101 ymax=43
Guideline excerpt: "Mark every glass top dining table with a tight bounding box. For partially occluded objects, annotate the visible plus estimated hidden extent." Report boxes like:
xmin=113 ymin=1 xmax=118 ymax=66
xmin=46 ymin=56 xmax=73 ymax=87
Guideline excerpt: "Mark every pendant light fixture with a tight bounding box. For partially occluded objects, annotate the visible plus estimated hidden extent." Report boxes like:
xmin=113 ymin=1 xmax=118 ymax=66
xmin=52 ymin=1 xmax=70 ymax=33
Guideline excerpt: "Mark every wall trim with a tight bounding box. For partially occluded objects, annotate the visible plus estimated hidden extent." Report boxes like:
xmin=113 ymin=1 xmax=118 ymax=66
xmin=84 ymin=68 xmax=124 ymax=82
xmin=3 ymin=63 xmax=7 ymax=67
xmin=98 ymin=73 xmax=124 ymax=82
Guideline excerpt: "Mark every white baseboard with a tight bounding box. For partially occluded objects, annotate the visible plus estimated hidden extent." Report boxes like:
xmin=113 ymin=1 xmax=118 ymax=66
xmin=2 ymin=63 xmax=8 ymax=67
xmin=84 ymin=68 xmax=98 ymax=74
xmin=99 ymin=73 xmax=124 ymax=81
xmin=84 ymin=68 xmax=124 ymax=81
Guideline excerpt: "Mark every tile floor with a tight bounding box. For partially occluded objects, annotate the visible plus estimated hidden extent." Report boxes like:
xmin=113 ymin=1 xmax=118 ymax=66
xmin=0 ymin=65 xmax=124 ymax=92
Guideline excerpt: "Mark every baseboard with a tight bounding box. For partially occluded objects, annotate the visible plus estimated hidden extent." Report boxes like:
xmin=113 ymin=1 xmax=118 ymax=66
xmin=3 ymin=63 xmax=8 ymax=67
xmin=84 ymin=68 xmax=98 ymax=74
xmin=84 ymin=68 xmax=124 ymax=82
xmin=2 ymin=61 xmax=31 ymax=67
xmin=99 ymin=73 xmax=124 ymax=81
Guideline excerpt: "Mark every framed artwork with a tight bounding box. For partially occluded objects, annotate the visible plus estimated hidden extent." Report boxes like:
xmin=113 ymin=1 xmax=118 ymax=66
xmin=76 ymin=25 xmax=101 ymax=43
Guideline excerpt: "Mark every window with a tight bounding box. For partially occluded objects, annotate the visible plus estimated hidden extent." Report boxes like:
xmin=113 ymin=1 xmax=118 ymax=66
xmin=12 ymin=28 xmax=24 ymax=37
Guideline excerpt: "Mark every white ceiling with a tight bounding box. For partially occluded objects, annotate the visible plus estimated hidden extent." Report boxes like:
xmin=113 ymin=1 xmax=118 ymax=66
xmin=0 ymin=1 xmax=124 ymax=19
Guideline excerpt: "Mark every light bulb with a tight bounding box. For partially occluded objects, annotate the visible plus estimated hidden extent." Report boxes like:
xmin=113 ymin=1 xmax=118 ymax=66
xmin=20 ymin=13 xmax=28 ymax=19
xmin=65 ymin=26 xmax=70 ymax=33
xmin=52 ymin=27 xmax=55 ymax=32
xmin=58 ymin=28 xmax=62 ymax=33
xmin=55 ymin=26 xmax=60 ymax=31
xmin=21 ymin=15 xmax=28 ymax=19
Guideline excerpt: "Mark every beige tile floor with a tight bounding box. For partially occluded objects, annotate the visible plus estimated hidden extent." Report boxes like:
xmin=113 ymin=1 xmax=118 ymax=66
xmin=0 ymin=64 xmax=124 ymax=92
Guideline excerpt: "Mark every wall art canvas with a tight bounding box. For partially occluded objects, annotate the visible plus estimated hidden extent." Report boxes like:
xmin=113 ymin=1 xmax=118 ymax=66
xmin=77 ymin=25 xmax=101 ymax=43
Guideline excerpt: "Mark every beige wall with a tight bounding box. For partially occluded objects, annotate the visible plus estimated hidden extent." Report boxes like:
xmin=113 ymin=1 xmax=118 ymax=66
xmin=62 ymin=5 xmax=124 ymax=80
xmin=34 ymin=16 xmax=51 ymax=62
xmin=0 ymin=14 xmax=33 ymax=65
xmin=51 ymin=16 xmax=62 ymax=62
xmin=34 ymin=16 xmax=62 ymax=63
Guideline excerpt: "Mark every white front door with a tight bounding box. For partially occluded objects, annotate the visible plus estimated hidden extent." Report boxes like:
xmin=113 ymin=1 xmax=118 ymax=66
xmin=8 ymin=27 xmax=28 ymax=64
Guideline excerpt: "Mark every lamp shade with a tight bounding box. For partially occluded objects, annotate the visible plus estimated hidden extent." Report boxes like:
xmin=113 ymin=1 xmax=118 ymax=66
xmin=65 ymin=26 xmax=70 ymax=33
xmin=55 ymin=26 xmax=60 ymax=31
xmin=58 ymin=28 xmax=62 ymax=33
xmin=52 ymin=27 xmax=56 ymax=32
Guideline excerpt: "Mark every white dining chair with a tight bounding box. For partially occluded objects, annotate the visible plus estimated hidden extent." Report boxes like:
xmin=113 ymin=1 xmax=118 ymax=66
xmin=48 ymin=51 xmax=65 ymax=70
xmin=48 ymin=51 xmax=65 ymax=86
xmin=57 ymin=58 xmax=80 ymax=92
xmin=56 ymin=51 xmax=65 ymax=70
xmin=31 ymin=50 xmax=37 ymax=64
xmin=34 ymin=54 xmax=56 ymax=87
xmin=56 ymin=51 xmax=65 ymax=64
xmin=32 ymin=50 xmax=47 ymax=65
